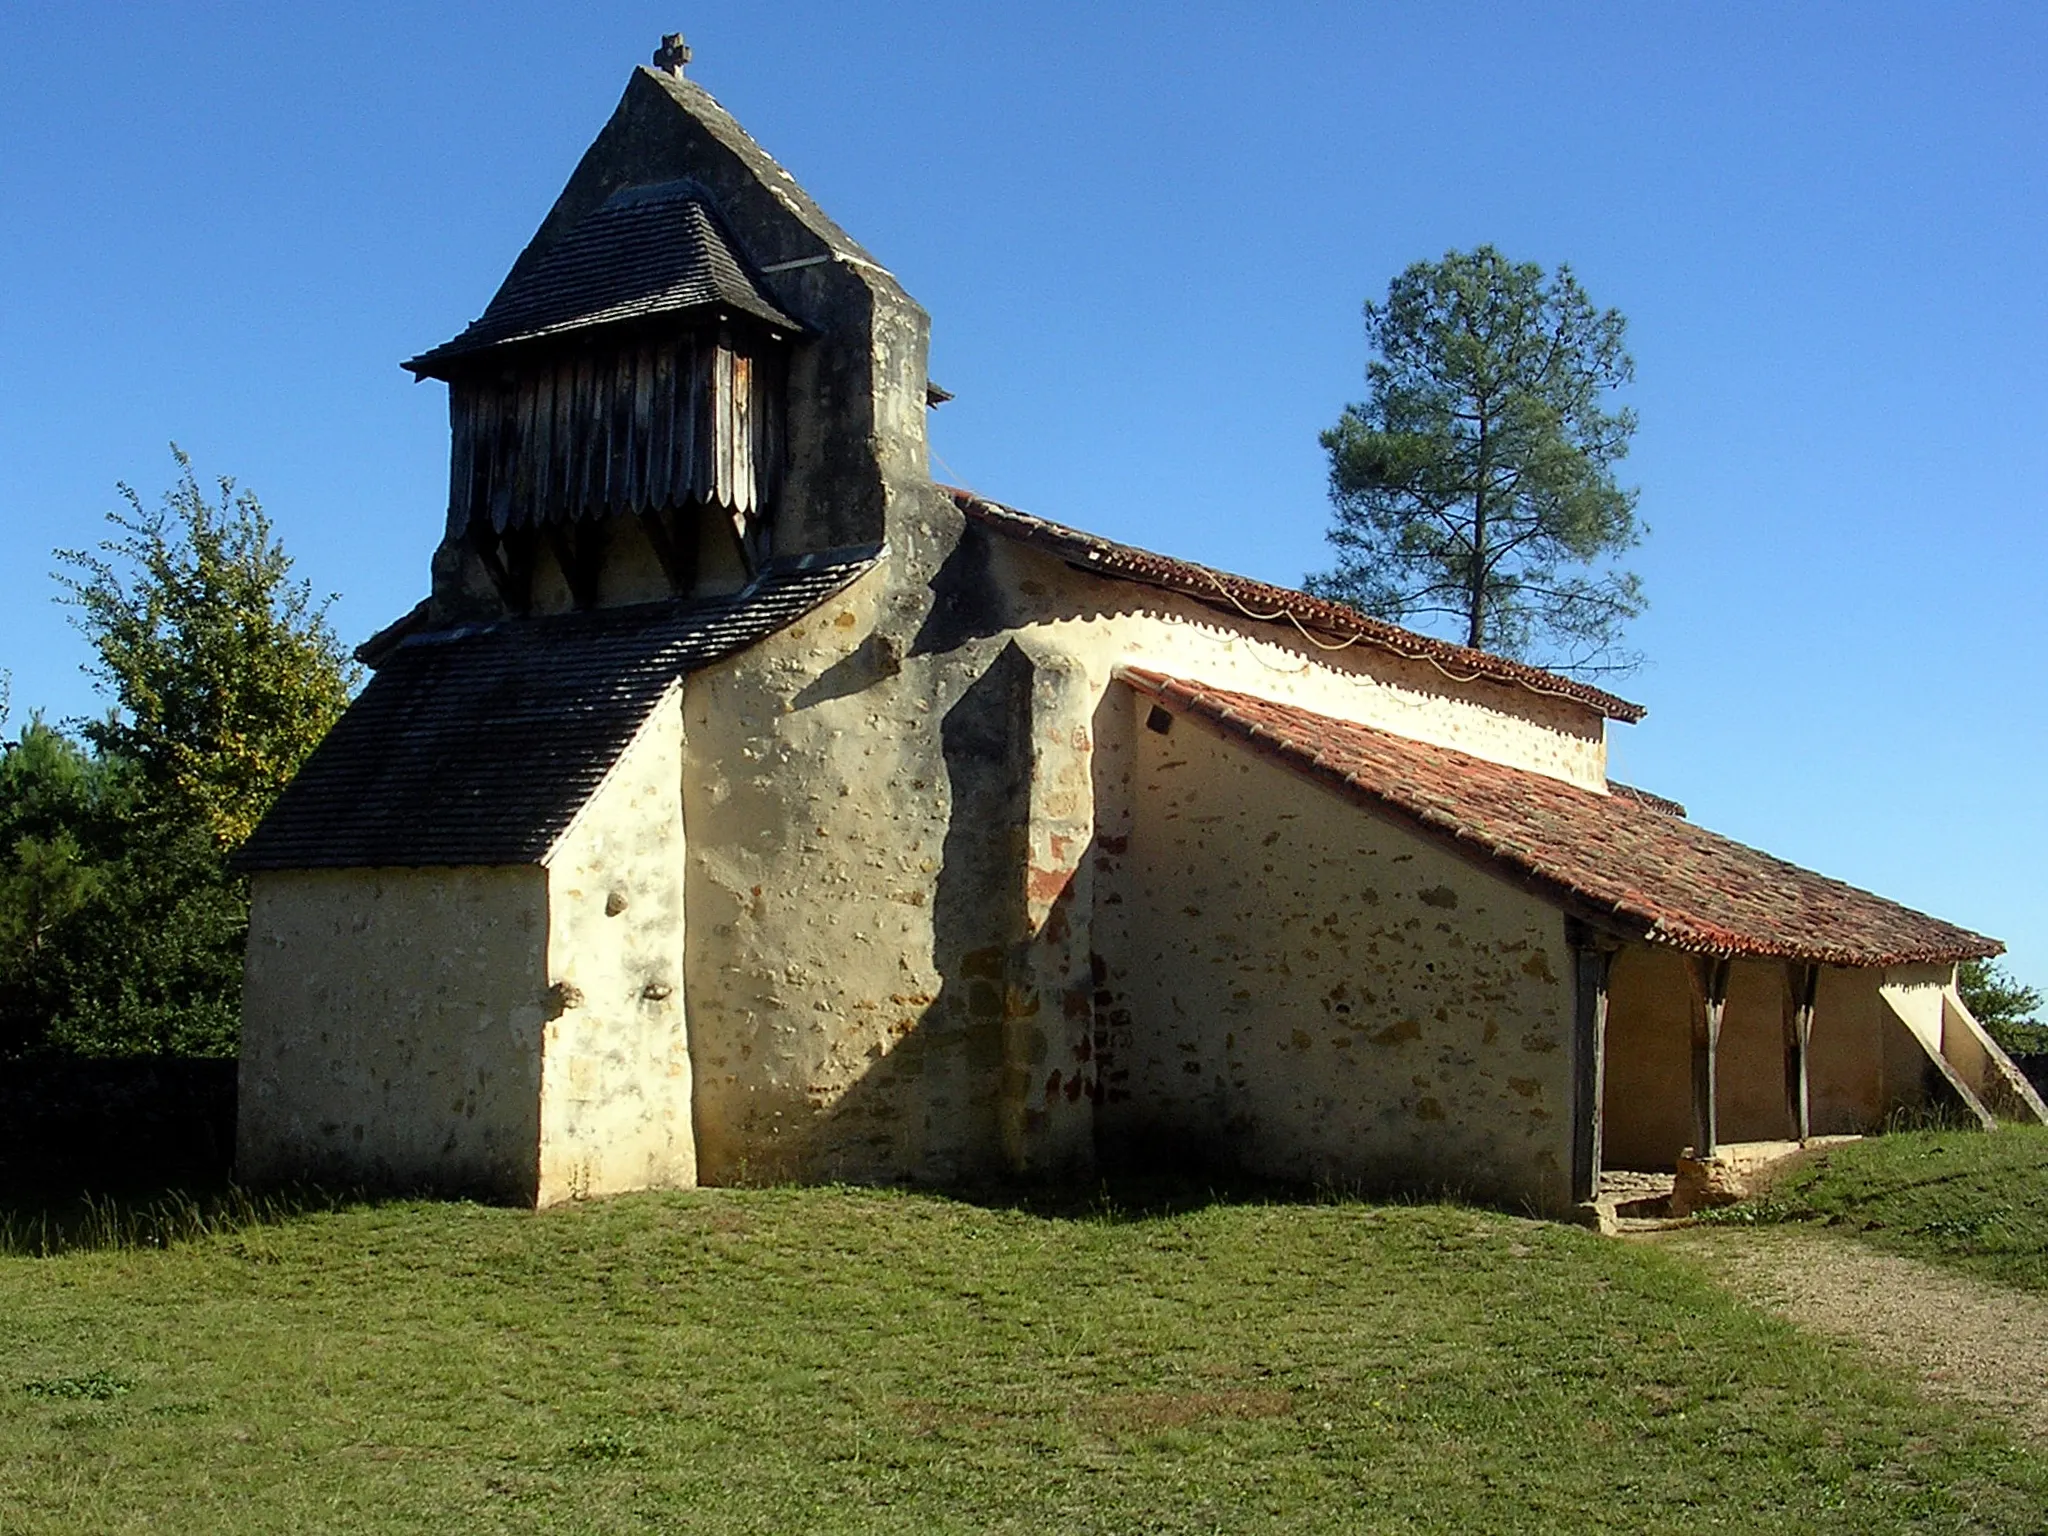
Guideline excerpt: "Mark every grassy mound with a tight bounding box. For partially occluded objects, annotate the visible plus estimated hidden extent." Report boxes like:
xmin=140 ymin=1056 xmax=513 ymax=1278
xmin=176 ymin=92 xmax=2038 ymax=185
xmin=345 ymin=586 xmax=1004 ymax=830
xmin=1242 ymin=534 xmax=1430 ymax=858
xmin=2 ymin=1185 xmax=2043 ymax=1533
xmin=1714 ymin=1126 xmax=2048 ymax=1292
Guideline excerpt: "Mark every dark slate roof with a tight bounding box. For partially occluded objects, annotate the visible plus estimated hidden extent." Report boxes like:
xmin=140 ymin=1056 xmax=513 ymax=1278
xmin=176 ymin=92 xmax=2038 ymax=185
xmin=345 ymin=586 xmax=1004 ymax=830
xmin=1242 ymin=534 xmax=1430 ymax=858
xmin=949 ymin=489 xmax=1646 ymax=724
xmin=234 ymin=551 xmax=877 ymax=872
xmin=404 ymin=180 xmax=801 ymax=377
xmin=1123 ymin=668 xmax=2000 ymax=969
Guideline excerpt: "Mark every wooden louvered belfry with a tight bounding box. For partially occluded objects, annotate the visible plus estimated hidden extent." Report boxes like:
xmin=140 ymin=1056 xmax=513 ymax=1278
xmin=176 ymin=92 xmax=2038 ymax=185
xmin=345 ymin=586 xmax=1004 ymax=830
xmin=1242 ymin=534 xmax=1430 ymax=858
xmin=405 ymin=180 xmax=800 ymax=611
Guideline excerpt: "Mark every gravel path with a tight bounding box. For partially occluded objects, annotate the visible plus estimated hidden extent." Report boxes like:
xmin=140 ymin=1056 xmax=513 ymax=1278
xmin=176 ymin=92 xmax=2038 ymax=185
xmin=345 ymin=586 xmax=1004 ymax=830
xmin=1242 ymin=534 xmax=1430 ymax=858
xmin=1658 ymin=1226 xmax=2048 ymax=1443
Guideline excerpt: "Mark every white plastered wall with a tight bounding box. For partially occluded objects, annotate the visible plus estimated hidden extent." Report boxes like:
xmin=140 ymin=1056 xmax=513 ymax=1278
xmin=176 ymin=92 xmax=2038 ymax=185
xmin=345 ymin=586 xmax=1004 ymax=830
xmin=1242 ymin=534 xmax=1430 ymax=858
xmin=237 ymin=865 xmax=549 ymax=1200
xmin=537 ymin=684 xmax=695 ymax=1204
xmin=992 ymin=539 xmax=1612 ymax=790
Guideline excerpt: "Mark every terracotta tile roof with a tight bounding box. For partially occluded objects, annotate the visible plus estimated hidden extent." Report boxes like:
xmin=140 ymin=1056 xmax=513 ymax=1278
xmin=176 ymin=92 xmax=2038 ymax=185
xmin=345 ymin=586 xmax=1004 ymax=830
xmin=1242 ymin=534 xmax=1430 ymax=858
xmin=1609 ymin=781 xmax=1688 ymax=819
xmin=234 ymin=551 xmax=876 ymax=872
xmin=405 ymin=180 xmax=799 ymax=377
xmin=1121 ymin=669 xmax=1999 ymax=968
xmin=949 ymin=488 xmax=1645 ymax=723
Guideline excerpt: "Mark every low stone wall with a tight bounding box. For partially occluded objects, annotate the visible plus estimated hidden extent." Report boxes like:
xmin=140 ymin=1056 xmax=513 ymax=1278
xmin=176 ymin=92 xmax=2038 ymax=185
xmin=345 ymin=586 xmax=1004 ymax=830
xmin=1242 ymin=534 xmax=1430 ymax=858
xmin=0 ymin=1058 xmax=237 ymax=1194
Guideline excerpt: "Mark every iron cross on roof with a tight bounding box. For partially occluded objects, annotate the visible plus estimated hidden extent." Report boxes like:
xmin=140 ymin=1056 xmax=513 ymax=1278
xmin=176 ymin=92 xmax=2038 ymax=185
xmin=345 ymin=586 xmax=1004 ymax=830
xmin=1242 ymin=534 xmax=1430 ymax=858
xmin=653 ymin=33 xmax=691 ymax=76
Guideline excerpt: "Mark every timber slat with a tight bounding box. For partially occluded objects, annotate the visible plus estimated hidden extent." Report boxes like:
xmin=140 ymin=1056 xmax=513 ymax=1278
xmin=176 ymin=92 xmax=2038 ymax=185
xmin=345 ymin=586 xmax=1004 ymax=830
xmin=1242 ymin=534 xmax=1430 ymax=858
xmin=447 ymin=388 xmax=474 ymax=531
xmin=442 ymin=327 xmax=785 ymax=553
xmin=733 ymin=350 xmax=755 ymax=517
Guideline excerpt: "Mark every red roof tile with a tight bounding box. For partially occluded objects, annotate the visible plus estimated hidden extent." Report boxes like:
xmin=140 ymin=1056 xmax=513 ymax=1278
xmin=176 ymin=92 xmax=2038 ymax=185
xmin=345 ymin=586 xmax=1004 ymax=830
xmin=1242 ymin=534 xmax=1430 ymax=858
xmin=1122 ymin=669 xmax=1999 ymax=969
xmin=1609 ymin=781 xmax=1688 ymax=819
xmin=949 ymin=488 xmax=1645 ymax=723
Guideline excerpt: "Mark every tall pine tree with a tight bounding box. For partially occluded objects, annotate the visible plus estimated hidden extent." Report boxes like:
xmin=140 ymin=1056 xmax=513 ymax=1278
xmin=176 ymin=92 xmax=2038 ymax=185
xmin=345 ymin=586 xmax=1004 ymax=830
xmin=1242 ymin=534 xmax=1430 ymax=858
xmin=1309 ymin=246 xmax=1645 ymax=676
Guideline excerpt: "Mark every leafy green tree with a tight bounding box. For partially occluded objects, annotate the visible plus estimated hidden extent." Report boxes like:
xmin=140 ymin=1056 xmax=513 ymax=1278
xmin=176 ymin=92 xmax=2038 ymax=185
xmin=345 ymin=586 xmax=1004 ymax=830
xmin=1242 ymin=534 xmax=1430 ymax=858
xmin=0 ymin=720 xmax=122 ymax=1055
xmin=0 ymin=450 xmax=358 ymax=1059
xmin=1308 ymin=246 xmax=1645 ymax=675
xmin=1957 ymin=958 xmax=2046 ymax=1058
xmin=57 ymin=447 xmax=359 ymax=847
xmin=0 ymin=716 xmax=251 ymax=1058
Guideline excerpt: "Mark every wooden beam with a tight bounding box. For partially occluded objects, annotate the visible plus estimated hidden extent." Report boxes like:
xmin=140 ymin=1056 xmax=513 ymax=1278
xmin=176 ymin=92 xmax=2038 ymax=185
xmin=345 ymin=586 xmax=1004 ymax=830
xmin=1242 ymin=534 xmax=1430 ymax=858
xmin=1784 ymin=962 xmax=1819 ymax=1143
xmin=546 ymin=519 xmax=607 ymax=611
xmin=1568 ymin=928 xmax=1617 ymax=1204
xmin=1687 ymin=955 xmax=1731 ymax=1159
xmin=638 ymin=508 xmax=697 ymax=596
xmin=468 ymin=525 xmax=536 ymax=615
xmin=729 ymin=506 xmax=762 ymax=580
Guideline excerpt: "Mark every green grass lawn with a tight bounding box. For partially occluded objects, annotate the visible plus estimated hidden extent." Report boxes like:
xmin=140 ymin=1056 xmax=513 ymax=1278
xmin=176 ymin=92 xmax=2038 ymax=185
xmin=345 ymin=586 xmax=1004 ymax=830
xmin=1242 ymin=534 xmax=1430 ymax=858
xmin=2 ymin=1185 xmax=2044 ymax=1534
xmin=1718 ymin=1125 xmax=2048 ymax=1293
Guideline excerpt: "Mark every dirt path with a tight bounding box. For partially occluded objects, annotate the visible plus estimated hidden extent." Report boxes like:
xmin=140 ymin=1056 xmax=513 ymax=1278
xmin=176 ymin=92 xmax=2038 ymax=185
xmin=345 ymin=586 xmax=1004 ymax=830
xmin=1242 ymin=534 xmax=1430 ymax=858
xmin=1657 ymin=1226 xmax=2048 ymax=1443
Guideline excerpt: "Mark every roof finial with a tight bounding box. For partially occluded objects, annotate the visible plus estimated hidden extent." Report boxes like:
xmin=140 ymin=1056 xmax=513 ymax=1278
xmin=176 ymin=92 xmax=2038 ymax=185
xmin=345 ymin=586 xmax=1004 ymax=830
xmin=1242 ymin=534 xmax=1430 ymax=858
xmin=653 ymin=32 xmax=691 ymax=77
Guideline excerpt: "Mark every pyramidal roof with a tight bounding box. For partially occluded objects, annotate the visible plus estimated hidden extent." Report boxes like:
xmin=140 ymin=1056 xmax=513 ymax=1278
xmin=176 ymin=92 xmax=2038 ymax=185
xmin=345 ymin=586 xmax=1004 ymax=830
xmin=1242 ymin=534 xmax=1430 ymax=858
xmin=404 ymin=179 xmax=801 ymax=377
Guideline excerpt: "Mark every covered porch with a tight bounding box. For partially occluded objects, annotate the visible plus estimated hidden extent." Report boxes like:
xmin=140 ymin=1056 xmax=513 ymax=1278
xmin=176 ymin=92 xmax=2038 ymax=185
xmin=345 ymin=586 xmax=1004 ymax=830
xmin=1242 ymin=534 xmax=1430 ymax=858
xmin=1568 ymin=938 xmax=2048 ymax=1192
xmin=1104 ymin=668 xmax=2038 ymax=1215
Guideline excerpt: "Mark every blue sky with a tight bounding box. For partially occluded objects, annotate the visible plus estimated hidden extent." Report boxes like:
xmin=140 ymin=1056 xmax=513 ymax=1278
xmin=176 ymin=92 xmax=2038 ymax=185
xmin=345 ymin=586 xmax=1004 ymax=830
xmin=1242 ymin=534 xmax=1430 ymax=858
xmin=2 ymin=4 xmax=2043 ymax=990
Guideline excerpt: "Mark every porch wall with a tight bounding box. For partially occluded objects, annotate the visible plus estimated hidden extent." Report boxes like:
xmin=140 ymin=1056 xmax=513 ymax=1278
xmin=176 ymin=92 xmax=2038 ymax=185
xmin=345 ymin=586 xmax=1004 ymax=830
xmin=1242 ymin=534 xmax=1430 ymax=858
xmin=1811 ymin=967 xmax=1892 ymax=1133
xmin=1602 ymin=946 xmax=1693 ymax=1171
xmin=1716 ymin=960 xmax=1795 ymax=1143
xmin=1603 ymin=951 xmax=1953 ymax=1169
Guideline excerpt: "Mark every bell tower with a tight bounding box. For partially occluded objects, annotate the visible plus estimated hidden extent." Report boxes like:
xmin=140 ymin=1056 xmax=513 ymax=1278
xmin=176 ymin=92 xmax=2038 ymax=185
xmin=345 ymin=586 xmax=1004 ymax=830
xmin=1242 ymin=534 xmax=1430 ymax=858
xmin=405 ymin=34 xmax=933 ymax=621
xmin=406 ymin=178 xmax=799 ymax=611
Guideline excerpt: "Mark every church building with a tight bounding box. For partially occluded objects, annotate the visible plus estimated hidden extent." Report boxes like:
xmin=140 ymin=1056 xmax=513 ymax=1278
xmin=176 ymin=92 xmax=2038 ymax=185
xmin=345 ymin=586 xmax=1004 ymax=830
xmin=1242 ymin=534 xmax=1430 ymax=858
xmin=232 ymin=41 xmax=2044 ymax=1215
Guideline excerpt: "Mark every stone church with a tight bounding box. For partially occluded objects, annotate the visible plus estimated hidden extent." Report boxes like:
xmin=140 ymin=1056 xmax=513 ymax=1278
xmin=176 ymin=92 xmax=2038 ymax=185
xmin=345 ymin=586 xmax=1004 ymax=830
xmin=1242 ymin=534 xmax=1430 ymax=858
xmin=233 ymin=42 xmax=2044 ymax=1215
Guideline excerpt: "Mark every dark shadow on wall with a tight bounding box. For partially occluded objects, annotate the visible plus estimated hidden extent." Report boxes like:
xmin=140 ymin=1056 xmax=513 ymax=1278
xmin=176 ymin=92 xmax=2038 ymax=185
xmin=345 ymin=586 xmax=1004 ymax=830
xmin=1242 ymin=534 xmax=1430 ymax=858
xmin=907 ymin=523 xmax=1014 ymax=661
xmin=788 ymin=631 xmax=903 ymax=709
xmin=809 ymin=641 xmax=1036 ymax=1183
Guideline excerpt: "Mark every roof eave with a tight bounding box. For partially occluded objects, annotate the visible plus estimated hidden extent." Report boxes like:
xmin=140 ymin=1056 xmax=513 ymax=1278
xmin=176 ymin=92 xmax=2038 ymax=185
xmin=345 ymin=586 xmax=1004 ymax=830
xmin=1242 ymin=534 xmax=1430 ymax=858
xmin=958 ymin=490 xmax=1644 ymax=723
xmin=1117 ymin=667 xmax=2000 ymax=972
xmin=402 ymin=299 xmax=807 ymax=381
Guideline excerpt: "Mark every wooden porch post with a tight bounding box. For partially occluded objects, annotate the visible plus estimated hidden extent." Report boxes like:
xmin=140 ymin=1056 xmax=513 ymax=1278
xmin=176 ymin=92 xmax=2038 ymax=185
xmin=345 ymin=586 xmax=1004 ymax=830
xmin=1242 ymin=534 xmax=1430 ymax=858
xmin=1783 ymin=962 xmax=1819 ymax=1143
xmin=1688 ymin=956 xmax=1731 ymax=1159
xmin=1568 ymin=925 xmax=1617 ymax=1204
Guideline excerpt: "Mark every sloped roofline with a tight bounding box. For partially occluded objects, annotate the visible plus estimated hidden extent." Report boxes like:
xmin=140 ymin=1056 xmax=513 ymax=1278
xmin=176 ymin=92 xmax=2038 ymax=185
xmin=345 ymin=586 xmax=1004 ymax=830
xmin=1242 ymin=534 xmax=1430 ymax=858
xmin=403 ymin=178 xmax=801 ymax=377
xmin=1120 ymin=667 xmax=1999 ymax=969
xmin=232 ymin=549 xmax=881 ymax=874
xmin=951 ymin=489 xmax=1646 ymax=723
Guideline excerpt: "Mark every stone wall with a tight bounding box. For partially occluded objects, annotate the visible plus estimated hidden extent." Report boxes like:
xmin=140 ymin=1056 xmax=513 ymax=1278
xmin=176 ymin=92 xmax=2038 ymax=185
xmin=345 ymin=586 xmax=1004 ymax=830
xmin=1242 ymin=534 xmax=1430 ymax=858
xmin=538 ymin=686 xmax=696 ymax=1203
xmin=1091 ymin=685 xmax=1579 ymax=1211
xmin=673 ymin=498 xmax=1614 ymax=1196
xmin=237 ymin=866 xmax=549 ymax=1201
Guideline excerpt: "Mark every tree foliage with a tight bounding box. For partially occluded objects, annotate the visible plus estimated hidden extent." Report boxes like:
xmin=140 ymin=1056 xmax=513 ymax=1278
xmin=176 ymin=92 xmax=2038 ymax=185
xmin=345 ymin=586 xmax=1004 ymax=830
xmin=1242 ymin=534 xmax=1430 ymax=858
xmin=0 ymin=721 xmax=119 ymax=1053
xmin=56 ymin=449 xmax=358 ymax=847
xmin=1308 ymin=246 xmax=1645 ymax=675
xmin=1957 ymin=957 xmax=2046 ymax=1058
xmin=0 ymin=451 xmax=356 ymax=1058
xmin=0 ymin=721 xmax=247 ymax=1058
